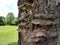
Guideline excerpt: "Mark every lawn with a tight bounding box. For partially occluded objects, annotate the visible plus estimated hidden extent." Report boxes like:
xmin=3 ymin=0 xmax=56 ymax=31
xmin=0 ymin=26 xmax=18 ymax=45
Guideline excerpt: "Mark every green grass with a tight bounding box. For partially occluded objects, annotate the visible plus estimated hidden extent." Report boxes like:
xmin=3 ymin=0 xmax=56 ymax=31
xmin=0 ymin=26 xmax=18 ymax=45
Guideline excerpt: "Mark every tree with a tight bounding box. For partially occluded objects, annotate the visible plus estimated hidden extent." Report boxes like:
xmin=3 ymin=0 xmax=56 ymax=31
xmin=0 ymin=16 xmax=5 ymax=25
xmin=12 ymin=17 xmax=18 ymax=25
xmin=6 ymin=12 xmax=14 ymax=25
xmin=18 ymin=0 xmax=60 ymax=45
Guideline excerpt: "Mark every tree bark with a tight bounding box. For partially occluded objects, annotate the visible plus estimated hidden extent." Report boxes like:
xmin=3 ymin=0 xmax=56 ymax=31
xmin=17 ymin=0 xmax=60 ymax=45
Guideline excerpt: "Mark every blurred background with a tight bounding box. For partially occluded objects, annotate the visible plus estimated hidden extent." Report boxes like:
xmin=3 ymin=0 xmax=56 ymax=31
xmin=0 ymin=0 xmax=18 ymax=45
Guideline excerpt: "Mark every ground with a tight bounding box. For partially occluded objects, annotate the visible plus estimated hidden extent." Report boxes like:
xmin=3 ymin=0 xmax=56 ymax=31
xmin=0 ymin=26 xmax=18 ymax=45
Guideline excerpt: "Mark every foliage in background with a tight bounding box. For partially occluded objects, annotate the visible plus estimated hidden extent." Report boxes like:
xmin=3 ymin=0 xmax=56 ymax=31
xmin=12 ymin=17 xmax=18 ymax=25
xmin=5 ymin=12 xmax=14 ymax=25
xmin=0 ymin=16 xmax=5 ymax=25
xmin=0 ymin=12 xmax=18 ymax=25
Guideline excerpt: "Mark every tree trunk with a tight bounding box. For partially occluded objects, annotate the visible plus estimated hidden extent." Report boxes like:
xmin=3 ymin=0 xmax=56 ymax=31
xmin=17 ymin=0 xmax=60 ymax=45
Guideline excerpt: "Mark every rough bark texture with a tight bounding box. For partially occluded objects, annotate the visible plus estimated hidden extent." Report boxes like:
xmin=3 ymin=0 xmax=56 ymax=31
xmin=17 ymin=0 xmax=60 ymax=45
